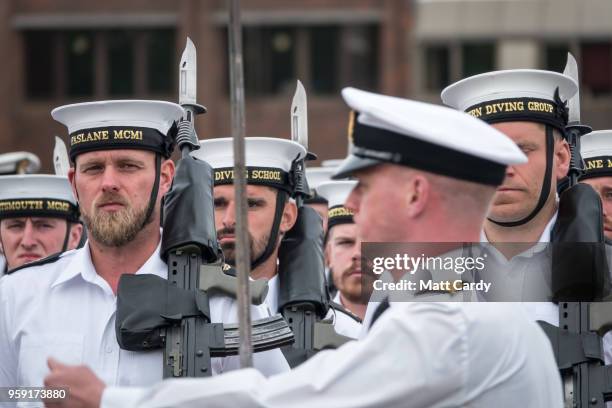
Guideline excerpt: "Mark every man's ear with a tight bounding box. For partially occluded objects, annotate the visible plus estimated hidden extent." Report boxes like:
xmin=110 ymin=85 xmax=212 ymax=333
xmin=67 ymin=166 xmax=78 ymax=201
xmin=406 ymin=174 xmax=429 ymax=218
xmin=68 ymin=223 xmax=84 ymax=250
xmin=280 ymin=200 xmax=298 ymax=233
xmin=555 ymin=139 xmax=571 ymax=181
xmin=159 ymin=159 xmax=176 ymax=197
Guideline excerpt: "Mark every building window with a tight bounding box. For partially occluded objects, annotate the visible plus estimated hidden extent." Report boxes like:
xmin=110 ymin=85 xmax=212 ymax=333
xmin=309 ymin=26 xmax=339 ymax=94
xmin=340 ymin=25 xmax=379 ymax=92
xmin=66 ymin=31 xmax=95 ymax=97
xmin=581 ymin=41 xmax=612 ymax=96
xmin=24 ymin=31 xmax=55 ymax=99
xmin=424 ymin=45 xmax=450 ymax=91
xmin=107 ymin=31 xmax=134 ymax=96
xmin=462 ymin=43 xmax=495 ymax=77
xmin=24 ymin=29 xmax=175 ymax=100
xmin=243 ymin=26 xmax=296 ymax=96
xmin=544 ymin=43 xmax=570 ymax=73
xmin=147 ymin=30 xmax=175 ymax=95
xmin=234 ymin=24 xmax=379 ymax=97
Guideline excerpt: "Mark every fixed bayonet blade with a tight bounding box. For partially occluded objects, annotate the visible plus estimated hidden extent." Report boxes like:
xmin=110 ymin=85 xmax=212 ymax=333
xmin=179 ymin=37 xmax=197 ymax=107
xmin=291 ymin=80 xmax=308 ymax=150
xmin=563 ymin=52 xmax=581 ymax=124
xmin=53 ymin=136 xmax=70 ymax=176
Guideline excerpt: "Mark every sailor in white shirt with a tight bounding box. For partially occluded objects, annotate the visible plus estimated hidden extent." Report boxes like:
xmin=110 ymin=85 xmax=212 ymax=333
xmin=103 ymin=302 xmax=560 ymax=408
xmin=443 ymin=68 xmax=612 ymax=401
xmin=317 ymin=180 xmax=364 ymax=339
xmin=0 ymin=151 xmax=43 ymax=277
xmin=190 ymin=137 xmax=304 ymax=316
xmin=44 ymin=87 xmax=562 ymax=408
xmin=195 ymin=139 xmax=362 ymax=343
xmin=0 ymin=242 xmax=284 ymax=391
xmin=442 ymin=68 xmax=578 ymax=326
xmin=577 ymin=130 xmax=612 ymax=366
xmin=0 ymin=175 xmax=83 ymax=274
xmin=0 ymin=101 xmax=288 ymax=397
xmin=580 ymin=130 xmax=612 ymax=241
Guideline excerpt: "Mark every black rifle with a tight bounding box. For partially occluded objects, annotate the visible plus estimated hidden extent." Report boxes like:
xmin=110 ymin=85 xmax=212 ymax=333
xmin=277 ymin=158 xmax=352 ymax=368
xmin=542 ymin=119 xmax=612 ymax=406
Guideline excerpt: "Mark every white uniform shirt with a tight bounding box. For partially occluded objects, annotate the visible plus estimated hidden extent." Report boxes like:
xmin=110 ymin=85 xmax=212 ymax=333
xmin=359 ymin=301 xmax=381 ymax=339
xmin=480 ymin=213 xmax=559 ymax=324
xmin=102 ymin=302 xmax=563 ymax=408
xmin=325 ymin=292 xmax=362 ymax=339
xmin=264 ymin=274 xmax=279 ymax=315
xmin=481 ymin=214 xmax=612 ymax=371
xmin=0 ymin=242 xmax=289 ymax=397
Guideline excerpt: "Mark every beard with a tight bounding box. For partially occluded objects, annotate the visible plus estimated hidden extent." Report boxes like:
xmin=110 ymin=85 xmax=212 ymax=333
xmin=217 ymin=226 xmax=271 ymax=266
xmin=83 ymin=192 xmax=150 ymax=247
xmin=334 ymin=259 xmax=374 ymax=304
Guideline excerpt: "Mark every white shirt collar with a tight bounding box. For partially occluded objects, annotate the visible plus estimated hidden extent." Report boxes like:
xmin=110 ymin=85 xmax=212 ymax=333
xmin=479 ymin=212 xmax=558 ymax=262
xmin=538 ymin=211 xmax=558 ymax=244
xmin=480 ymin=211 xmax=558 ymax=244
xmin=265 ymin=274 xmax=280 ymax=314
xmin=50 ymin=239 xmax=165 ymax=291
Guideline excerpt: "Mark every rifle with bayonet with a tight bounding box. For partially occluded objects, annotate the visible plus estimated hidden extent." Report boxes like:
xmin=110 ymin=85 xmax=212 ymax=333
xmin=539 ymin=52 xmax=612 ymax=407
xmin=278 ymin=80 xmax=353 ymax=368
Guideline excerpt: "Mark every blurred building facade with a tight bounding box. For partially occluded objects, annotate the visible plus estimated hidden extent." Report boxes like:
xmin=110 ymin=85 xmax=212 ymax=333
xmin=0 ymin=0 xmax=411 ymax=172
xmin=2 ymin=0 xmax=612 ymax=173
xmin=412 ymin=0 xmax=612 ymax=129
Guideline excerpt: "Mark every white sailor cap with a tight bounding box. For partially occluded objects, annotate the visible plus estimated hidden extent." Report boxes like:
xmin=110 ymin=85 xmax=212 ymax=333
xmin=316 ymin=180 xmax=357 ymax=230
xmin=191 ymin=137 xmax=307 ymax=194
xmin=0 ymin=175 xmax=79 ymax=221
xmin=51 ymin=100 xmax=185 ymax=161
xmin=441 ymin=69 xmax=577 ymax=131
xmin=0 ymin=152 xmax=41 ymax=175
xmin=332 ymin=87 xmax=527 ymax=185
xmin=579 ymin=130 xmax=612 ymax=180
xmin=304 ymin=167 xmax=336 ymax=204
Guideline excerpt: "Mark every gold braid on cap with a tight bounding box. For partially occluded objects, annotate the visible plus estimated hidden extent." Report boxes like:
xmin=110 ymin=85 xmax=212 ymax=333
xmin=347 ymin=110 xmax=356 ymax=145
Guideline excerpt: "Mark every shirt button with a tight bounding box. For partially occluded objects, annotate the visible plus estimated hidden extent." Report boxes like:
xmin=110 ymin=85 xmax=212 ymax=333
xmin=105 ymin=347 xmax=113 ymax=354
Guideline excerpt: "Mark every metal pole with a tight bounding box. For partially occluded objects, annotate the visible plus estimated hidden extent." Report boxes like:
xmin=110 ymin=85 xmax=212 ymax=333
xmin=228 ymin=0 xmax=253 ymax=368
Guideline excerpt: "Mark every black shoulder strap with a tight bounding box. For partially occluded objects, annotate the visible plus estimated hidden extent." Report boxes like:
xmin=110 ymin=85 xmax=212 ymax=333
xmin=7 ymin=251 xmax=64 ymax=275
xmin=329 ymin=301 xmax=362 ymax=323
xmin=369 ymin=297 xmax=390 ymax=330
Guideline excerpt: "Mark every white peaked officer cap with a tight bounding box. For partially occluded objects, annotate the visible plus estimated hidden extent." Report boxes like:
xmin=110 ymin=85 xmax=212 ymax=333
xmin=332 ymin=87 xmax=527 ymax=186
xmin=316 ymin=180 xmax=357 ymax=230
xmin=0 ymin=175 xmax=79 ymax=222
xmin=579 ymin=130 xmax=612 ymax=181
xmin=191 ymin=137 xmax=307 ymax=194
xmin=0 ymin=152 xmax=41 ymax=175
xmin=441 ymin=69 xmax=577 ymax=131
xmin=321 ymin=159 xmax=344 ymax=168
xmin=51 ymin=100 xmax=185 ymax=162
xmin=304 ymin=167 xmax=336 ymax=204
